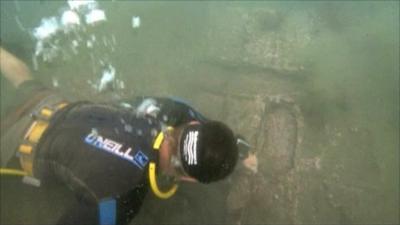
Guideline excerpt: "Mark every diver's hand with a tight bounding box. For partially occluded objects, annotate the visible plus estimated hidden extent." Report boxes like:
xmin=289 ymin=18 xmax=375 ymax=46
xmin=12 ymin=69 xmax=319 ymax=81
xmin=243 ymin=153 xmax=258 ymax=174
xmin=236 ymin=135 xmax=251 ymax=159
xmin=236 ymin=135 xmax=258 ymax=173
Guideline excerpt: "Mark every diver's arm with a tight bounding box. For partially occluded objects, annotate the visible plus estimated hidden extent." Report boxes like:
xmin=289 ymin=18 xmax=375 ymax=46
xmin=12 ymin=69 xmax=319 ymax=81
xmin=119 ymin=96 xmax=208 ymax=126
xmin=153 ymin=97 xmax=208 ymax=125
xmin=0 ymin=47 xmax=33 ymax=87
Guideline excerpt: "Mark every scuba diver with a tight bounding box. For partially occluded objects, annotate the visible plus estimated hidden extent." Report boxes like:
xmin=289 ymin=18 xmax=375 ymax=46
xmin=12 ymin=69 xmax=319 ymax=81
xmin=0 ymin=47 xmax=247 ymax=225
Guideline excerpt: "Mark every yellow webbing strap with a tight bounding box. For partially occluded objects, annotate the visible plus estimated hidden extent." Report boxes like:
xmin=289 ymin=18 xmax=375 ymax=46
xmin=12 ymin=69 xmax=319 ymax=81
xmin=26 ymin=121 xmax=49 ymax=143
xmin=148 ymin=127 xmax=178 ymax=199
xmin=18 ymin=102 xmax=68 ymax=176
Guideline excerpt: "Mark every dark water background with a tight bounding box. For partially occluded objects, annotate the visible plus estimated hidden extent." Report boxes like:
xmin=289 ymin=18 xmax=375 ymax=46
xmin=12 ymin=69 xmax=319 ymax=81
xmin=1 ymin=1 xmax=399 ymax=224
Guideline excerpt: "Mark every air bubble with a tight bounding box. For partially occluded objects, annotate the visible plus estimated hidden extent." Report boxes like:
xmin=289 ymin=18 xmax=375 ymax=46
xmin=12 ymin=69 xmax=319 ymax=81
xmin=85 ymin=9 xmax=106 ymax=25
xmin=132 ymin=16 xmax=141 ymax=29
xmin=61 ymin=10 xmax=80 ymax=26
xmin=124 ymin=125 xmax=133 ymax=133
xmin=120 ymin=118 xmax=126 ymax=124
xmin=162 ymin=115 xmax=168 ymax=122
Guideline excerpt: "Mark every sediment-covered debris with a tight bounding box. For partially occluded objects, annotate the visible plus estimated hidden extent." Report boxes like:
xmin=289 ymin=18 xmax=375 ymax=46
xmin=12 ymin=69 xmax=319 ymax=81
xmin=225 ymin=95 xmax=304 ymax=224
xmin=206 ymin=6 xmax=315 ymax=75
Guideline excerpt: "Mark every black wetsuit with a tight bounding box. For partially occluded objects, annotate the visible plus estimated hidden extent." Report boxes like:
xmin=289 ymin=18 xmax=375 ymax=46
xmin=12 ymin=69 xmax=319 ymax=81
xmin=33 ymin=97 xmax=206 ymax=225
xmin=34 ymin=102 xmax=160 ymax=225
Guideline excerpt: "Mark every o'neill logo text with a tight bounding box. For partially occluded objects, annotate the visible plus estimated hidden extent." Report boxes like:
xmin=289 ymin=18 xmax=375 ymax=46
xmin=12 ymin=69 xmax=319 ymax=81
xmin=84 ymin=130 xmax=149 ymax=169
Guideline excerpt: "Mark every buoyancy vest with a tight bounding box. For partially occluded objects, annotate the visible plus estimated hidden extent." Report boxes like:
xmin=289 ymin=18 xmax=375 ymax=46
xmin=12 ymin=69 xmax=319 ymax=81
xmin=34 ymin=102 xmax=161 ymax=204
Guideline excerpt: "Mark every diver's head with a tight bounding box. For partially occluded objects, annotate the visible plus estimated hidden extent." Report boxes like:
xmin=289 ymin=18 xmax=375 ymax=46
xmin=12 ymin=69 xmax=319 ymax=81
xmin=160 ymin=121 xmax=238 ymax=183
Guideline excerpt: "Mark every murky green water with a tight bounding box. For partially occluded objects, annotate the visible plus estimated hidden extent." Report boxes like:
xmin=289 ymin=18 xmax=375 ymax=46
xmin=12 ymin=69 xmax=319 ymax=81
xmin=1 ymin=1 xmax=399 ymax=224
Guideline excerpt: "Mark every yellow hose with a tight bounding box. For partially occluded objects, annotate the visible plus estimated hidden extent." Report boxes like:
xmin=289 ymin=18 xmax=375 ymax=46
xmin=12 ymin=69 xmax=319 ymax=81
xmin=148 ymin=162 xmax=178 ymax=199
xmin=0 ymin=168 xmax=27 ymax=176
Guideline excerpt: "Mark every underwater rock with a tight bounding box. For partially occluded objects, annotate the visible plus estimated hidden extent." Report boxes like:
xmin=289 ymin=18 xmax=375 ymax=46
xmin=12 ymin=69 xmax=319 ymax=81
xmin=225 ymin=95 xmax=303 ymax=224
xmin=263 ymin=100 xmax=298 ymax=174
xmin=206 ymin=7 xmax=314 ymax=75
